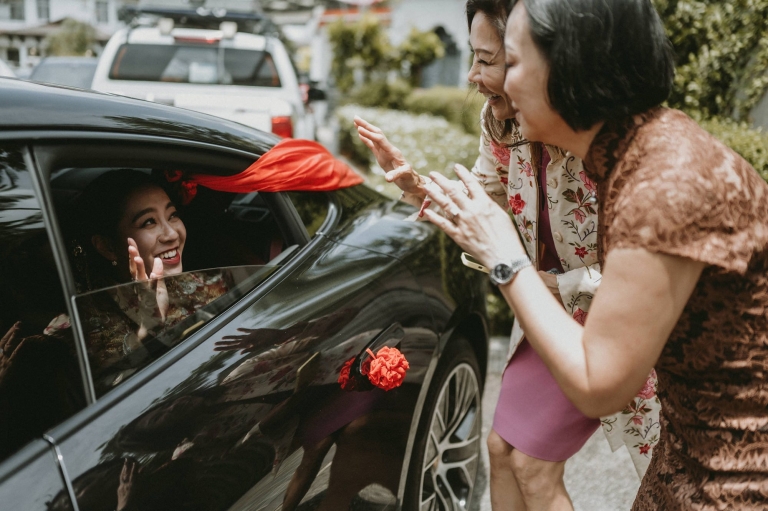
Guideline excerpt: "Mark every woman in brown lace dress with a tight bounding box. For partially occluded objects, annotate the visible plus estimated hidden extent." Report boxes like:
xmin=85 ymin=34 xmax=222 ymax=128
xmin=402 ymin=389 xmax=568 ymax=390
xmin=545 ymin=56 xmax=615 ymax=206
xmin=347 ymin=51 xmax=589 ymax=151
xmin=422 ymin=0 xmax=768 ymax=509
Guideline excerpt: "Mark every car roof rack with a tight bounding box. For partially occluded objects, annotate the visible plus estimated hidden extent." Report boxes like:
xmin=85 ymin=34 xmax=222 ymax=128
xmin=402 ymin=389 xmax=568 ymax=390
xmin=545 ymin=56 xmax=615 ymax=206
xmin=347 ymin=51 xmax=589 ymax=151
xmin=119 ymin=6 xmax=266 ymax=33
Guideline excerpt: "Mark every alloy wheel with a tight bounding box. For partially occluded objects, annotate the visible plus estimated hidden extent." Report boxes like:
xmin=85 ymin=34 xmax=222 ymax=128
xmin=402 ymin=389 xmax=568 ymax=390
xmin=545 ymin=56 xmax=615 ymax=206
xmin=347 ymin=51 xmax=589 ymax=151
xmin=418 ymin=362 xmax=481 ymax=510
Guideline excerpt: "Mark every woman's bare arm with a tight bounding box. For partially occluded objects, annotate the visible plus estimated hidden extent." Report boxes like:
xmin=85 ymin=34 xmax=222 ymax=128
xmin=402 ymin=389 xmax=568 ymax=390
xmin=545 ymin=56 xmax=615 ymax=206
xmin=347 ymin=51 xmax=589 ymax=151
xmin=502 ymin=249 xmax=703 ymax=417
xmin=423 ymin=165 xmax=705 ymax=417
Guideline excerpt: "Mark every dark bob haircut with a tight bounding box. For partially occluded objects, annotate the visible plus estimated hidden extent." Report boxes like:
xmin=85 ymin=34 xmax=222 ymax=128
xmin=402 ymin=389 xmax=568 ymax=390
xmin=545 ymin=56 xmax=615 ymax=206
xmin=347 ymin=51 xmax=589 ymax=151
xmin=507 ymin=0 xmax=675 ymax=131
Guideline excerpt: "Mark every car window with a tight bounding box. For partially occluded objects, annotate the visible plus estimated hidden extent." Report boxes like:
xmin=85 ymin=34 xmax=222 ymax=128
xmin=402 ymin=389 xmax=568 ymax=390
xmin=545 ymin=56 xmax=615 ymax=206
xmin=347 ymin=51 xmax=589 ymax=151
xmin=74 ymin=266 xmax=279 ymax=397
xmin=286 ymin=191 xmax=330 ymax=237
xmin=0 ymin=145 xmax=86 ymax=463
xmin=50 ymin=167 xmax=295 ymax=397
xmin=109 ymin=44 xmax=282 ymax=87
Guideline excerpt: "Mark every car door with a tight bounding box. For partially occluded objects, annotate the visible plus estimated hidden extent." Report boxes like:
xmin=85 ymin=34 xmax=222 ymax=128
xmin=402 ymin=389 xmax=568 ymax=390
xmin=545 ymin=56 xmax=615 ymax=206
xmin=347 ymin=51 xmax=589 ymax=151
xmin=0 ymin=143 xmax=85 ymax=511
xmin=34 ymin=137 xmax=435 ymax=511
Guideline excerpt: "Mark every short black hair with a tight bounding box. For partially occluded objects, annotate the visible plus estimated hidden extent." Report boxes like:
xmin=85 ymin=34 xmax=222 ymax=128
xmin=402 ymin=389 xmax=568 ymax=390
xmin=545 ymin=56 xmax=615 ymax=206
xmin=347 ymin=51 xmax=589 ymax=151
xmin=507 ymin=0 xmax=675 ymax=131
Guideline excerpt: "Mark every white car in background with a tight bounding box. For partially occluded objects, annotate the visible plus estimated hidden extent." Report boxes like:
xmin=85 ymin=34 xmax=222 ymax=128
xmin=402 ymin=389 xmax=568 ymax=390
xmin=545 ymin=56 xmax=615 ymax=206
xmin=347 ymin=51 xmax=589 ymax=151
xmin=0 ymin=59 xmax=15 ymax=78
xmin=92 ymin=7 xmax=318 ymax=139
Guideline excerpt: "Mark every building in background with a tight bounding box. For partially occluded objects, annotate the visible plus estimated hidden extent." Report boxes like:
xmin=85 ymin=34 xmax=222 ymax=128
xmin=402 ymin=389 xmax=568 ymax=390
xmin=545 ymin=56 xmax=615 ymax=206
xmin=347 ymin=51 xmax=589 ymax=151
xmin=0 ymin=0 xmax=135 ymax=69
xmin=267 ymin=0 xmax=469 ymax=89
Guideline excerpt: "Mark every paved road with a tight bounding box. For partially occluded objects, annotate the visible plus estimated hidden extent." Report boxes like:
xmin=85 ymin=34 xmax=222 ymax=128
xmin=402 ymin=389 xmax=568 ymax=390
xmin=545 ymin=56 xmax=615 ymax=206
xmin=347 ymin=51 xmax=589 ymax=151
xmin=472 ymin=337 xmax=641 ymax=511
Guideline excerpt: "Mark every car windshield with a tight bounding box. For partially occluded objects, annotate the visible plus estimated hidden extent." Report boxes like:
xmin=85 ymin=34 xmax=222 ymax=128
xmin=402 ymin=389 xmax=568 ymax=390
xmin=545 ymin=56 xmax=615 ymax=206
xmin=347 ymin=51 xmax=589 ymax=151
xmin=108 ymin=44 xmax=281 ymax=87
xmin=31 ymin=61 xmax=97 ymax=89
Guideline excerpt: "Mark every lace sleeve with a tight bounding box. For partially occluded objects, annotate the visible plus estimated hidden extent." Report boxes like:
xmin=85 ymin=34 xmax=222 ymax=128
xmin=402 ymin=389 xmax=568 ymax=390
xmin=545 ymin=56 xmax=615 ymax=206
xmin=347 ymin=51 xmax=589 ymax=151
xmin=607 ymin=120 xmax=768 ymax=275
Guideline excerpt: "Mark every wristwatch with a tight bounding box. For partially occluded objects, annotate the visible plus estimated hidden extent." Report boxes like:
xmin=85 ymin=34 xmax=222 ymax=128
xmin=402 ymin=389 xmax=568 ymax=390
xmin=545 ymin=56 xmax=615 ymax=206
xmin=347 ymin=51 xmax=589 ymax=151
xmin=490 ymin=256 xmax=532 ymax=286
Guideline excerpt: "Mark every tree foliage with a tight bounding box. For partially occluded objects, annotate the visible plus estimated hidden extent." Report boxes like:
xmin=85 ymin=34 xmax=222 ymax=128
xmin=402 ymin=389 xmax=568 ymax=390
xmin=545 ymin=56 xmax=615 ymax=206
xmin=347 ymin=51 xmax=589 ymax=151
xmin=45 ymin=18 xmax=97 ymax=57
xmin=327 ymin=16 xmax=444 ymax=92
xmin=652 ymin=0 xmax=768 ymax=119
xmin=327 ymin=16 xmax=397 ymax=93
xmin=398 ymin=28 xmax=445 ymax=86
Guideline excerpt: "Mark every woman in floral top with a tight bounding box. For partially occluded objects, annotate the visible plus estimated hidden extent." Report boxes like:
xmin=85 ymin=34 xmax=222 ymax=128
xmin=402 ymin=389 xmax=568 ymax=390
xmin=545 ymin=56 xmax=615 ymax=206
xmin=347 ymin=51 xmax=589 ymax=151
xmin=422 ymin=0 xmax=768 ymax=509
xmin=356 ymin=0 xmax=658 ymax=508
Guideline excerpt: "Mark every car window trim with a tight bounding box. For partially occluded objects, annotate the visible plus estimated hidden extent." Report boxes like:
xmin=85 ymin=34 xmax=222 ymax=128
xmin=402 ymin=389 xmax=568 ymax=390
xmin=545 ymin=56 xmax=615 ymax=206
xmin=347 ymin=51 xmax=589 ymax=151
xmin=24 ymin=145 xmax=98 ymax=404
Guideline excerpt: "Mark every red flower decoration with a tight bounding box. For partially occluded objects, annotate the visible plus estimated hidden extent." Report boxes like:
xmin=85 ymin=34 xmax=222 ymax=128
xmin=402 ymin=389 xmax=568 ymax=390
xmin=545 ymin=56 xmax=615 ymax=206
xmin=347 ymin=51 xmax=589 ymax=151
xmin=639 ymin=444 xmax=651 ymax=455
xmin=180 ymin=180 xmax=198 ymax=205
xmin=632 ymin=416 xmax=644 ymax=425
xmin=636 ymin=369 xmax=657 ymax=400
xmin=365 ymin=347 xmax=409 ymax=391
xmin=573 ymin=208 xmax=586 ymax=224
xmin=165 ymin=169 xmax=183 ymax=182
xmin=490 ymin=140 xmax=511 ymax=166
xmin=572 ymin=308 xmax=588 ymax=326
xmin=574 ymin=246 xmax=588 ymax=258
xmin=509 ymin=194 xmax=526 ymax=215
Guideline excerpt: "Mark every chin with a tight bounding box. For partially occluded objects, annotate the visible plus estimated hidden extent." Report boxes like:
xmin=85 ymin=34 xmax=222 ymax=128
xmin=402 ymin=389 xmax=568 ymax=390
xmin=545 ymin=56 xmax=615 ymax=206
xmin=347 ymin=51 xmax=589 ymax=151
xmin=490 ymin=105 xmax=514 ymax=123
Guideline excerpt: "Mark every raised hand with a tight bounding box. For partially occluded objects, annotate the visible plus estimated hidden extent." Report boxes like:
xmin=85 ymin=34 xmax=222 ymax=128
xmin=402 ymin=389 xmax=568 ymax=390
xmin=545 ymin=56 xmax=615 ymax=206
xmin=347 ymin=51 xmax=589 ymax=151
xmin=0 ymin=322 xmax=21 ymax=381
xmin=116 ymin=458 xmax=136 ymax=511
xmin=354 ymin=116 xmax=429 ymax=205
xmin=423 ymin=164 xmax=526 ymax=269
xmin=126 ymin=238 xmax=169 ymax=344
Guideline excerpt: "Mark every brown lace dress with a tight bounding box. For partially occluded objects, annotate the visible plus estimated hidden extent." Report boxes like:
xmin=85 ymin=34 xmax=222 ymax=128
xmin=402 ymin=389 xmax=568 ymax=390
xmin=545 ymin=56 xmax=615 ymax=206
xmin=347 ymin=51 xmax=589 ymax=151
xmin=584 ymin=108 xmax=768 ymax=510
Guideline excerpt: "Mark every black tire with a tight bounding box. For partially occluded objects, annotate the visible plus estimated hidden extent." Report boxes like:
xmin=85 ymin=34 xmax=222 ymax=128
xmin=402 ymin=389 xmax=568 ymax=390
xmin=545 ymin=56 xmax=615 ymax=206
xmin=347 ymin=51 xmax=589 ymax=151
xmin=403 ymin=337 xmax=483 ymax=510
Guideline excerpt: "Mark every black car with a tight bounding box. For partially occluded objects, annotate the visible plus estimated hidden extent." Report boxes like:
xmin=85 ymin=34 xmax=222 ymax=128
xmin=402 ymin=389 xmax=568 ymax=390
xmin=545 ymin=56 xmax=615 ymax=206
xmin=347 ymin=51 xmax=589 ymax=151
xmin=0 ymin=78 xmax=488 ymax=511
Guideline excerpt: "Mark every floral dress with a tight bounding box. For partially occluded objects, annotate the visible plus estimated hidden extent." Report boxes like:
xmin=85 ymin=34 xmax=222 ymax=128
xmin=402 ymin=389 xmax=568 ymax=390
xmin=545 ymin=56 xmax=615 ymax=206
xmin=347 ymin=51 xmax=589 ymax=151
xmin=470 ymin=104 xmax=661 ymax=476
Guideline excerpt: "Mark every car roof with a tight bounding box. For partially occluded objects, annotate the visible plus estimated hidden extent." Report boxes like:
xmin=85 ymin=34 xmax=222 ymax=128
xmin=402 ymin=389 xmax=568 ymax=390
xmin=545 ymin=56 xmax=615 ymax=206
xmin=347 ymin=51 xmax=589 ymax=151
xmin=122 ymin=27 xmax=269 ymax=50
xmin=0 ymin=78 xmax=278 ymax=155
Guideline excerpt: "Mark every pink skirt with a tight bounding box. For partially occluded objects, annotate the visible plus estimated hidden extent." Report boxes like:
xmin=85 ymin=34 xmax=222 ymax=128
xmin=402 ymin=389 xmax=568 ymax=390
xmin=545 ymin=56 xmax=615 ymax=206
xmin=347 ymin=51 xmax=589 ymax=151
xmin=492 ymin=339 xmax=600 ymax=462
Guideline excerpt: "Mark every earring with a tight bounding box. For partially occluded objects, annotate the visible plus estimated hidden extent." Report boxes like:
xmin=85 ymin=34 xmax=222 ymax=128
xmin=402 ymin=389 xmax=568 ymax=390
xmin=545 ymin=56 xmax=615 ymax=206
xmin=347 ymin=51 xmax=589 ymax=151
xmin=112 ymin=260 xmax=118 ymax=266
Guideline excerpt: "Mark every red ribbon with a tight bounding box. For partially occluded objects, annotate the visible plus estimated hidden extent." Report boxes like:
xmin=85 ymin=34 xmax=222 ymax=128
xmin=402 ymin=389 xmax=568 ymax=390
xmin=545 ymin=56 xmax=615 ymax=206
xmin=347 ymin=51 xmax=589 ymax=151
xmin=166 ymin=139 xmax=363 ymax=204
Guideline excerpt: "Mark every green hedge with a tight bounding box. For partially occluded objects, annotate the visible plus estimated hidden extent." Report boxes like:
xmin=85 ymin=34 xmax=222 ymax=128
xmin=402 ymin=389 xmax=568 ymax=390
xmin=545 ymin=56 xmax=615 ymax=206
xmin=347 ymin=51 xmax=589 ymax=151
xmin=404 ymin=86 xmax=486 ymax=136
xmin=346 ymin=79 xmax=413 ymax=110
xmin=700 ymin=117 xmax=768 ymax=181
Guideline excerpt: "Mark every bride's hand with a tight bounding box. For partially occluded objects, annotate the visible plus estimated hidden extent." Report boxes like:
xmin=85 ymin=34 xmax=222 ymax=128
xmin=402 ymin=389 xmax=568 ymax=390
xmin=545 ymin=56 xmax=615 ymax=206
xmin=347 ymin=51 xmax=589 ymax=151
xmin=354 ymin=116 xmax=428 ymax=201
xmin=127 ymin=239 xmax=169 ymax=336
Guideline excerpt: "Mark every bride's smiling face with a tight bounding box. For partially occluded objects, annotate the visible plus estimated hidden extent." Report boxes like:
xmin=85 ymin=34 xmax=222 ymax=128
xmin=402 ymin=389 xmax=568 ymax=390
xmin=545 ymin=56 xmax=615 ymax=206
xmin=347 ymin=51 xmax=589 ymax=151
xmin=467 ymin=11 xmax=515 ymax=121
xmin=117 ymin=186 xmax=186 ymax=276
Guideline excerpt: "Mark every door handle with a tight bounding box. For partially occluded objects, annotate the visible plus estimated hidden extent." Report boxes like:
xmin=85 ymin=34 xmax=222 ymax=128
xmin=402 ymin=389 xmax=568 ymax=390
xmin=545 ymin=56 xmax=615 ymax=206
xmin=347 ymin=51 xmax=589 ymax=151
xmin=352 ymin=322 xmax=405 ymax=379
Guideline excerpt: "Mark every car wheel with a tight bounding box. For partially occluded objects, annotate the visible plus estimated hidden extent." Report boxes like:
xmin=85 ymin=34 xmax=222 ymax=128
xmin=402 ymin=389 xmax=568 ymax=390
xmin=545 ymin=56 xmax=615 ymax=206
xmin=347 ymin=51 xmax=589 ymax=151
xmin=404 ymin=337 xmax=482 ymax=510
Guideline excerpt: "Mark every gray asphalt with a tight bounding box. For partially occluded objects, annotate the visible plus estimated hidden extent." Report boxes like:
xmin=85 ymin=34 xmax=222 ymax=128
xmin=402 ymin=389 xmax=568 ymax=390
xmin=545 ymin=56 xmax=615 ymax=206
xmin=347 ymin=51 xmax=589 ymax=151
xmin=472 ymin=337 xmax=640 ymax=511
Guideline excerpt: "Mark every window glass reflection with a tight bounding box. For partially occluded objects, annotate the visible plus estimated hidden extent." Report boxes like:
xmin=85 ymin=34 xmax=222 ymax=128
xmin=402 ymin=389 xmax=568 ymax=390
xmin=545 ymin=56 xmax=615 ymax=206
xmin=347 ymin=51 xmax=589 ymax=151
xmin=75 ymin=266 xmax=279 ymax=397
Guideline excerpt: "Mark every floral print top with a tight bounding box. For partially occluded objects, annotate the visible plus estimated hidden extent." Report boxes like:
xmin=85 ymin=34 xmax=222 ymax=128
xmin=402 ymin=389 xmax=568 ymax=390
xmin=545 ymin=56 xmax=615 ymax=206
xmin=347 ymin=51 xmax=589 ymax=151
xmin=470 ymin=103 xmax=660 ymax=477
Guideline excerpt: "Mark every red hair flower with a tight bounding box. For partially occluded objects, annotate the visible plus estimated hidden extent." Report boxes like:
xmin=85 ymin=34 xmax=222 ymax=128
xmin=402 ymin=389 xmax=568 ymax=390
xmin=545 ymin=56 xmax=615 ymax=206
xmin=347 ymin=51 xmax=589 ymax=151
xmin=365 ymin=346 xmax=409 ymax=391
xmin=180 ymin=180 xmax=198 ymax=205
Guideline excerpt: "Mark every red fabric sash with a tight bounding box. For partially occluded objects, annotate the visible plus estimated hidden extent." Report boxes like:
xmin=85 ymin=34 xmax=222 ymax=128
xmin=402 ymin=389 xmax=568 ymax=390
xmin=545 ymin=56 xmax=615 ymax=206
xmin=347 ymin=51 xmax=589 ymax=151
xmin=168 ymin=139 xmax=363 ymax=204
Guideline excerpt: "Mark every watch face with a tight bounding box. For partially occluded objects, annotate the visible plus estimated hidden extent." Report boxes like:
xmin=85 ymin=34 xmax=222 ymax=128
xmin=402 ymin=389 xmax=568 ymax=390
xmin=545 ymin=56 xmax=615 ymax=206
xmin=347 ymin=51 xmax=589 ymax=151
xmin=491 ymin=263 xmax=512 ymax=285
